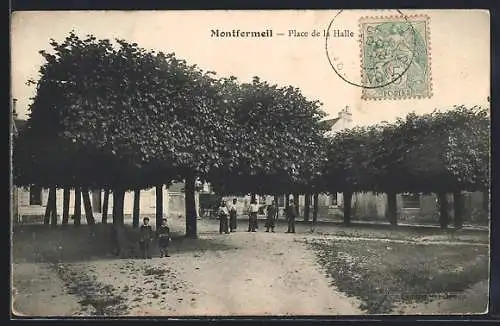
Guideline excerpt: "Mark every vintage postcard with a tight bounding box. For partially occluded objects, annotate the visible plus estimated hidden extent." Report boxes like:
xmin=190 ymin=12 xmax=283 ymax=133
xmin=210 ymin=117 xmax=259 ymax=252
xmin=10 ymin=10 xmax=490 ymax=317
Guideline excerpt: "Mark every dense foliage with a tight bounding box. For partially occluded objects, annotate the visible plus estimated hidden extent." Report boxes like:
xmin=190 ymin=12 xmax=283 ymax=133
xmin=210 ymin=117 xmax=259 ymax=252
xmin=209 ymin=77 xmax=328 ymax=196
xmin=13 ymin=32 xmax=490 ymax=233
xmin=323 ymin=106 xmax=490 ymax=194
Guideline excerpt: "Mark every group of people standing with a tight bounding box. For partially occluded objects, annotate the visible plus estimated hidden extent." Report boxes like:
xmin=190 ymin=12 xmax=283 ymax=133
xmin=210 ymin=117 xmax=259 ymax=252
xmin=217 ymin=197 xmax=297 ymax=234
xmin=112 ymin=216 xmax=172 ymax=260
xmin=218 ymin=198 xmax=238 ymax=234
xmin=138 ymin=217 xmax=172 ymax=259
xmin=114 ymin=196 xmax=298 ymax=259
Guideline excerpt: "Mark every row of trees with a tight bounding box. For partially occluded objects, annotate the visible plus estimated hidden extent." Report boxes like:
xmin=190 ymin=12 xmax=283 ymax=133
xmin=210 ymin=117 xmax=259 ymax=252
xmin=13 ymin=32 xmax=490 ymax=237
xmin=13 ymin=32 xmax=327 ymax=237
xmin=321 ymin=106 xmax=490 ymax=228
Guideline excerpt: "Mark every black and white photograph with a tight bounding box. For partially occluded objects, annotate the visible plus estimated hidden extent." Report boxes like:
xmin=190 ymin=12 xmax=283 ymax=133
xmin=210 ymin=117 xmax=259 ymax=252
xmin=10 ymin=9 xmax=491 ymax=317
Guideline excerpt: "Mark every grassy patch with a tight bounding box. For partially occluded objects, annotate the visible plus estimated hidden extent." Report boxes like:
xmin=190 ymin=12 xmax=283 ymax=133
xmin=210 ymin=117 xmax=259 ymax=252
xmin=312 ymin=226 xmax=488 ymax=244
xmin=55 ymin=263 xmax=127 ymax=316
xmin=308 ymin=239 xmax=489 ymax=314
xmin=144 ymin=266 xmax=168 ymax=277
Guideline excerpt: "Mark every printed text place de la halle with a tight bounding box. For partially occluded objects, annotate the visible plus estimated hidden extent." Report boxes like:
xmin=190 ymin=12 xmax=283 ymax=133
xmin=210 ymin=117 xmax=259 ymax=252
xmin=210 ymin=29 xmax=355 ymax=38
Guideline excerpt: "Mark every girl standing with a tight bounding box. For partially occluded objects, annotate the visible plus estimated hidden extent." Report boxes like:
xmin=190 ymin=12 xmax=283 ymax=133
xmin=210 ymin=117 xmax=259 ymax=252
xmin=219 ymin=200 xmax=230 ymax=234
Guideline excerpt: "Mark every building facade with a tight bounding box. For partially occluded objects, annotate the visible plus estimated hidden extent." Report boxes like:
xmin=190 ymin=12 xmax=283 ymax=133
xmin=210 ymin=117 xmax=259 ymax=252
xmin=13 ymin=182 xmax=202 ymax=224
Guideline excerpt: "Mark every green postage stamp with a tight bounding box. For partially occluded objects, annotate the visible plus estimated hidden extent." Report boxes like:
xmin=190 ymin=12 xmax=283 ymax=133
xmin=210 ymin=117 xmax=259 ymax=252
xmin=359 ymin=15 xmax=432 ymax=100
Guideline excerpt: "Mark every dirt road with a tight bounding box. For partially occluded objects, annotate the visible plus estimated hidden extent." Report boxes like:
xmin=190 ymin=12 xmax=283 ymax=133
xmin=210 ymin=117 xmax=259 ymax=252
xmin=131 ymin=231 xmax=362 ymax=316
xmin=12 ymin=218 xmax=488 ymax=317
xmin=12 ymin=263 xmax=84 ymax=316
xmin=73 ymin=228 xmax=362 ymax=316
xmin=12 ymin=218 xmax=363 ymax=316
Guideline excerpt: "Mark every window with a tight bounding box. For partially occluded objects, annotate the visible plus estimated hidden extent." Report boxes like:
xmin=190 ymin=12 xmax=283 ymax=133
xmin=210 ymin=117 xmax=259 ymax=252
xmin=329 ymin=193 xmax=338 ymax=206
xmin=92 ymin=191 xmax=102 ymax=213
xmin=278 ymin=195 xmax=285 ymax=207
xmin=402 ymin=193 xmax=420 ymax=209
xmin=29 ymin=186 xmax=42 ymax=205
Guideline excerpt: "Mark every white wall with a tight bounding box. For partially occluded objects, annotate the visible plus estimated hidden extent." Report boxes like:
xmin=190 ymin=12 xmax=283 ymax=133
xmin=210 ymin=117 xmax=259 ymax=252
xmin=16 ymin=185 xmax=195 ymax=219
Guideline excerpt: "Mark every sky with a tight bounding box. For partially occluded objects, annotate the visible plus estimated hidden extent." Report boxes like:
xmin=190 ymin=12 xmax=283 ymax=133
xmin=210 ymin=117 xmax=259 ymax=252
xmin=11 ymin=9 xmax=490 ymax=126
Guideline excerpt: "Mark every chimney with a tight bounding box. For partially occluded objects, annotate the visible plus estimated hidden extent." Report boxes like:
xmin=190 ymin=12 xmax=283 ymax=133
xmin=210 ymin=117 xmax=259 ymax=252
xmin=345 ymin=105 xmax=352 ymax=120
xmin=338 ymin=105 xmax=352 ymax=118
xmin=12 ymin=98 xmax=18 ymax=119
xmin=336 ymin=105 xmax=353 ymax=131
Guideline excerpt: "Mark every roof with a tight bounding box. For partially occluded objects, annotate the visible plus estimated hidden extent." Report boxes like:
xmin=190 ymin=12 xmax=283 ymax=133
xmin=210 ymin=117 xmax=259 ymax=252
xmin=319 ymin=117 xmax=340 ymax=130
xmin=168 ymin=182 xmax=185 ymax=193
xmin=14 ymin=119 xmax=27 ymax=131
xmin=12 ymin=119 xmax=27 ymax=136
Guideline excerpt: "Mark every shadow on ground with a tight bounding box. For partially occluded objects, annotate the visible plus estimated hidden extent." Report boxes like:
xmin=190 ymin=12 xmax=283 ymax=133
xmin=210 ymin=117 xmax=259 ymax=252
xmin=12 ymin=224 xmax=239 ymax=264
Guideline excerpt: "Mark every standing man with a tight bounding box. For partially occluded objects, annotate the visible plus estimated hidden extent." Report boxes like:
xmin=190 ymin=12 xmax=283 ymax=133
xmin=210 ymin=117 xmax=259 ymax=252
xmin=229 ymin=198 xmax=238 ymax=232
xmin=285 ymin=197 xmax=296 ymax=234
xmin=248 ymin=199 xmax=259 ymax=232
xmin=265 ymin=200 xmax=278 ymax=232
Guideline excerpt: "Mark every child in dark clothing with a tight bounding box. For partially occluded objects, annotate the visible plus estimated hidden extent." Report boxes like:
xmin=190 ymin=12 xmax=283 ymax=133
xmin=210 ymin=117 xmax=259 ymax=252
xmin=157 ymin=218 xmax=171 ymax=258
xmin=139 ymin=217 xmax=154 ymax=259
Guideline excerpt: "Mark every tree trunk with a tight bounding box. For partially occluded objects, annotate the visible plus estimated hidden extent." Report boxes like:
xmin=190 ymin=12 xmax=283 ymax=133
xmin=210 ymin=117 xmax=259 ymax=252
xmin=285 ymin=193 xmax=290 ymax=212
xmin=304 ymin=193 xmax=311 ymax=222
xmin=112 ymin=189 xmax=125 ymax=226
xmin=293 ymin=193 xmax=300 ymax=216
xmin=82 ymin=189 xmax=96 ymax=226
xmin=437 ymin=192 xmax=449 ymax=229
xmin=133 ymin=189 xmax=141 ymax=228
xmin=273 ymin=194 xmax=279 ymax=217
xmin=155 ymin=185 xmax=163 ymax=230
xmin=343 ymin=191 xmax=353 ymax=225
xmin=386 ymin=191 xmax=398 ymax=226
xmin=251 ymin=193 xmax=256 ymax=202
xmin=453 ymin=190 xmax=464 ymax=229
xmin=74 ymin=188 xmax=82 ymax=227
xmin=102 ymin=189 xmax=109 ymax=224
xmin=482 ymin=190 xmax=489 ymax=213
xmin=62 ymin=187 xmax=70 ymax=225
xmin=185 ymin=175 xmax=198 ymax=238
xmin=49 ymin=186 xmax=57 ymax=227
xmin=44 ymin=188 xmax=53 ymax=225
xmin=112 ymin=192 xmax=117 ymax=224
xmin=312 ymin=193 xmax=319 ymax=223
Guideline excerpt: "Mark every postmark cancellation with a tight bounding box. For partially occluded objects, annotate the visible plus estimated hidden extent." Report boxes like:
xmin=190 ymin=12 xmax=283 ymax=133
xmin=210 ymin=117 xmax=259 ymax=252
xmin=359 ymin=15 xmax=432 ymax=100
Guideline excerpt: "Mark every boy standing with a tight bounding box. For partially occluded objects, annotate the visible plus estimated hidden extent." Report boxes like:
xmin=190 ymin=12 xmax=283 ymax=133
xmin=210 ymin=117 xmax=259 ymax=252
xmin=139 ymin=217 xmax=154 ymax=259
xmin=157 ymin=218 xmax=171 ymax=258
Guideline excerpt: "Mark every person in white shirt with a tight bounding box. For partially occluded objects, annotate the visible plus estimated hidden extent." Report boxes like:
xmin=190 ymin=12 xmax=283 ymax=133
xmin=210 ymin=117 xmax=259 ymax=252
xmin=248 ymin=199 xmax=259 ymax=232
xmin=228 ymin=198 xmax=238 ymax=232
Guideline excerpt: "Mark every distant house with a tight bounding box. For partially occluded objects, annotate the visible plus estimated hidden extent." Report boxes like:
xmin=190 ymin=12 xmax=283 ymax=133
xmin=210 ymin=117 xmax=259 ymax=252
xmin=323 ymin=106 xmax=353 ymax=136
